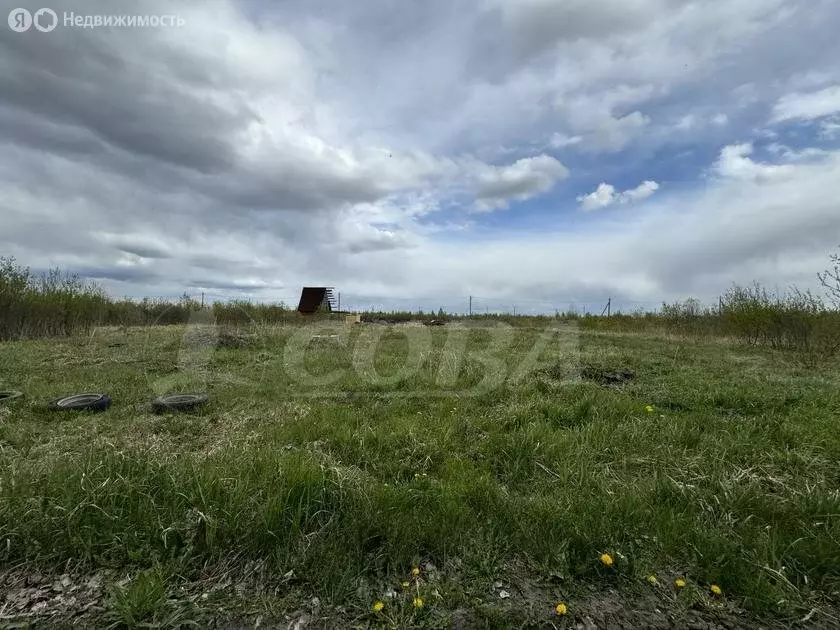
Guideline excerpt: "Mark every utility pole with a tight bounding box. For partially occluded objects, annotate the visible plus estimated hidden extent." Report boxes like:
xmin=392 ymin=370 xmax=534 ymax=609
xmin=607 ymin=297 xmax=611 ymax=317
xmin=469 ymin=295 xmax=472 ymax=316
xmin=338 ymin=292 xmax=341 ymax=312
xmin=513 ymin=305 xmax=516 ymax=317
xmin=201 ymin=292 xmax=205 ymax=308
xmin=719 ymin=296 xmax=723 ymax=315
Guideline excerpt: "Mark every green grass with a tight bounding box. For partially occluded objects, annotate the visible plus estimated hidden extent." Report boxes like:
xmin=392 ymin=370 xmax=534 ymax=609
xmin=1 ymin=321 xmax=839 ymax=626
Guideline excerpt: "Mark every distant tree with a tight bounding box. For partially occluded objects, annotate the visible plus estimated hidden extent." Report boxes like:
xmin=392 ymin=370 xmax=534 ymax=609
xmin=818 ymin=250 xmax=840 ymax=308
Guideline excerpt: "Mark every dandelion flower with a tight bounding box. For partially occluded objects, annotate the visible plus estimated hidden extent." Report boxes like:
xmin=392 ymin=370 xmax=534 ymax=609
xmin=401 ymin=581 xmax=410 ymax=589
xmin=645 ymin=405 xmax=654 ymax=413
xmin=600 ymin=553 xmax=614 ymax=567
xmin=675 ymin=578 xmax=686 ymax=589
xmin=555 ymin=602 xmax=568 ymax=616
xmin=413 ymin=596 xmax=424 ymax=608
xmin=411 ymin=567 xmax=421 ymax=576
xmin=710 ymin=584 xmax=722 ymax=596
xmin=372 ymin=601 xmax=385 ymax=612
xmin=647 ymin=575 xmax=658 ymax=585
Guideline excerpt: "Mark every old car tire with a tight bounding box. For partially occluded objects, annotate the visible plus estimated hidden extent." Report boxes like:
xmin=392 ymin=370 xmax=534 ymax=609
xmin=47 ymin=393 xmax=112 ymax=412
xmin=0 ymin=390 xmax=24 ymax=404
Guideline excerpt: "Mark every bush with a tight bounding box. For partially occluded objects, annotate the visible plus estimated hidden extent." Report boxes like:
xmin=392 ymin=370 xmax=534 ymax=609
xmin=0 ymin=257 xmax=288 ymax=341
xmin=722 ymin=283 xmax=840 ymax=355
xmin=0 ymin=257 xmax=107 ymax=340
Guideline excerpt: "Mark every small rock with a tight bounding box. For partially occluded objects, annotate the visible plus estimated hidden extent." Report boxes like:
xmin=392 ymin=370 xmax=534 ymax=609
xmin=493 ymin=581 xmax=503 ymax=589
xmin=499 ymin=590 xmax=510 ymax=599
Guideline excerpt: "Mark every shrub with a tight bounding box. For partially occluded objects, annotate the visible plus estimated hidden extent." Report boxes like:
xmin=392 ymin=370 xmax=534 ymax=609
xmin=722 ymin=283 xmax=840 ymax=355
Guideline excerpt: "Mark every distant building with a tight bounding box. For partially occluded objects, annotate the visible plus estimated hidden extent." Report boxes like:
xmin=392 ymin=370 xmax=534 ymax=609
xmin=297 ymin=287 xmax=336 ymax=313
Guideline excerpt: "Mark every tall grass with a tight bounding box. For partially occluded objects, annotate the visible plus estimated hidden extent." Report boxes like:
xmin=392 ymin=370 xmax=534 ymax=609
xmin=722 ymin=283 xmax=840 ymax=354
xmin=0 ymin=258 xmax=301 ymax=340
xmin=0 ymin=258 xmax=108 ymax=340
xmin=3 ymin=256 xmax=840 ymax=357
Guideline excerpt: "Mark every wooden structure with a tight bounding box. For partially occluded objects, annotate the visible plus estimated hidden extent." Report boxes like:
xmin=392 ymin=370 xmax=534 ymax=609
xmin=297 ymin=287 xmax=336 ymax=313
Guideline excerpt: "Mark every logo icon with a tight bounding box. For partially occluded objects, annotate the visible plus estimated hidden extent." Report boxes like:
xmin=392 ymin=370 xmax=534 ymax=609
xmin=7 ymin=8 xmax=32 ymax=32
xmin=33 ymin=7 xmax=57 ymax=32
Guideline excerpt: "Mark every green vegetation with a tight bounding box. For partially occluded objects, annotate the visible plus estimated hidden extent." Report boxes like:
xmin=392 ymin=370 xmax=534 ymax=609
xmin=2 ymin=253 xmax=840 ymax=626
xmin=1 ymin=316 xmax=839 ymax=627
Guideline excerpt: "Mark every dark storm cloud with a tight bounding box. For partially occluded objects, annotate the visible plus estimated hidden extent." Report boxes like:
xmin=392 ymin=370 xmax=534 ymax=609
xmin=0 ymin=26 xmax=249 ymax=173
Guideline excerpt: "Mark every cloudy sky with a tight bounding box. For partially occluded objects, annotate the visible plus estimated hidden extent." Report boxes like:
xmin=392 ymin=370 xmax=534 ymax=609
xmin=2 ymin=0 xmax=840 ymax=313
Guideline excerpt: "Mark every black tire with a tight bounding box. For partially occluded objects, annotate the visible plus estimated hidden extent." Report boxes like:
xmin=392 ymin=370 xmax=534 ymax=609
xmin=151 ymin=393 xmax=209 ymax=413
xmin=47 ymin=393 xmax=112 ymax=412
xmin=0 ymin=390 xmax=24 ymax=404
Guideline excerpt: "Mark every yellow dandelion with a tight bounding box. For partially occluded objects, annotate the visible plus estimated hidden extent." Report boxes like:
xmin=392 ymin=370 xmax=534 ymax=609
xmin=554 ymin=602 xmax=568 ymax=616
xmin=413 ymin=596 xmax=424 ymax=608
xmin=401 ymin=581 xmax=410 ymax=589
xmin=645 ymin=405 xmax=654 ymax=413
xmin=600 ymin=553 xmax=614 ymax=567
xmin=372 ymin=601 xmax=385 ymax=612
xmin=411 ymin=567 xmax=421 ymax=576
xmin=647 ymin=575 xmax=658 ymax=585
xmin=675 ymin=578 xmax=686 ymax=589
xmin=710 ymin=584 xmax=722 ymax=596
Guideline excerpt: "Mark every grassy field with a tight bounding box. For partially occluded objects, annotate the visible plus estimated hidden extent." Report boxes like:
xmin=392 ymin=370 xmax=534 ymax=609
xmin=1 ymin=319 xmax=839 ymax=628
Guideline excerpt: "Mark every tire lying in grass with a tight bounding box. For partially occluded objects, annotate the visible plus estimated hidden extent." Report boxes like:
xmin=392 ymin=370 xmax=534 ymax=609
xmin=0 ymin=390 xmax=24 ymax=404
xmin=47 ymin=393 xmax=112 ymax=412
xmin=151 ymin=393 xmax=209 ymax=414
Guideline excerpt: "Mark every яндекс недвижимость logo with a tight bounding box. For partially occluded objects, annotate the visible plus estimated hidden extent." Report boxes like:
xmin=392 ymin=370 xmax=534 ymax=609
xmin=7 ymin=7 xmax=58 ymax=32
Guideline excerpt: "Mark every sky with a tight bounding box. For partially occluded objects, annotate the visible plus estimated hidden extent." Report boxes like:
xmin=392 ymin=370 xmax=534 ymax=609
xmin=2 ymin=0 xmax=840 ymax=314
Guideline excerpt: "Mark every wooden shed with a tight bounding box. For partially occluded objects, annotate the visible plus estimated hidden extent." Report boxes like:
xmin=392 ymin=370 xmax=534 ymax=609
xmin=297 ymin=287 xmax=336 ymax=313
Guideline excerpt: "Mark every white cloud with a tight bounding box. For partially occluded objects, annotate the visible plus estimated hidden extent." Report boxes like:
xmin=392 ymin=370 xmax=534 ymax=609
xmin=549 ymin=133 xmax=583 ymax=148
xmin=578 ymin=180 xmax=660 ymax=211
xmin=770 ymin=84 xmax=840 ymax=123
xmin=472 ymin=155 xmax=569 ymax=211
xmin=578 ymin=183 xmax=617 ymax=211
xmin=675 ymin=115 xmax=697 ymax=130
xmin=364 ymin=146 xmax=840 ymax=303
xmin=821 ymin=119 xmax=840 ymax=138
xmin=714 ymin=143 xmax=795 ymax=182
xmin=587 ymin=111 xmax=651 ymax=152
xmin=2 ymin=0 xmax=840 ymax=306
xmin=622 ymin=180 xmax=660 ymax=202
